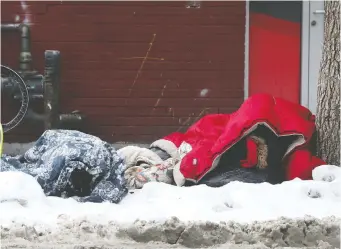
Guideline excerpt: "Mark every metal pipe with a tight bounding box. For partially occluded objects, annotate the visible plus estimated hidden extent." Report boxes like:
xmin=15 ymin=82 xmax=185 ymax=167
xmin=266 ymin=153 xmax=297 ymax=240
xmin=19 ymin=24 xmax=32 ymax=72
xmin=58 ymin=112 xmax=86 ymax=130
xmin=44 ymin=50 xmax=61 ymax=129
xmin=1 ymin=23 xmax=32 ymax=72
xmin=1 ymin=23 xmax=20 ymax=31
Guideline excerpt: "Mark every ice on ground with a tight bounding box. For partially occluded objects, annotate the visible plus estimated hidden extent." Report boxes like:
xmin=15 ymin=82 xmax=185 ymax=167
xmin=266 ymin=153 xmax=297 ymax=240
xmin=1 ymin=216 xmax=340 ymax=248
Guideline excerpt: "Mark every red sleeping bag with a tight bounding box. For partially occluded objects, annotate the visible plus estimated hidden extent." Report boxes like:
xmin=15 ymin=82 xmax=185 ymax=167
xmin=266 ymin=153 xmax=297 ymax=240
xmin=150 ymin=94 xmax=326 ymax=186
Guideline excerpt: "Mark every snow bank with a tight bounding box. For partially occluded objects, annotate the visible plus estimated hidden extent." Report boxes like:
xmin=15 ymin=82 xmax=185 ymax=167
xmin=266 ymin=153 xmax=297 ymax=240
xmin=1 ymin=165 xmax=340 ymax=225
xmin=0 ymin=165 xmax=341 ymax=247
xmin=118 ymin=216 xmax=340 ymax=248
xmin=1 ymin=216 xmax=340 ymax=248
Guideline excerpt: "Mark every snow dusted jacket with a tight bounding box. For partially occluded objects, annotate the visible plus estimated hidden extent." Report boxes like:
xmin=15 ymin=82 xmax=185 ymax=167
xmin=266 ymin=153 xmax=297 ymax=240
xmin=150 ymin=94 xmax=326 ymax=186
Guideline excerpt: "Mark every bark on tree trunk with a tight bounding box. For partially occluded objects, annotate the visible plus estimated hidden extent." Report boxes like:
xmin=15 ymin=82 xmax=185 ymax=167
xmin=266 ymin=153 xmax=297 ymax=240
xmin=316 ymin=0 xmax=340 ymax=165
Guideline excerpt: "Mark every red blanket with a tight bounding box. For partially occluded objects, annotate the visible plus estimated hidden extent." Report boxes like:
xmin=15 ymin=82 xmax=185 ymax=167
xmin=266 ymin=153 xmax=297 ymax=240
xmin=151 ymin=94 xmax=325 ymax=186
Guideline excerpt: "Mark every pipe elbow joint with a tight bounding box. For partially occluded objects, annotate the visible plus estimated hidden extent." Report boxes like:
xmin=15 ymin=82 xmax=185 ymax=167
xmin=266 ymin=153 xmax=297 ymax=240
xmin=19 ymin=23 xmax=30 ymax=36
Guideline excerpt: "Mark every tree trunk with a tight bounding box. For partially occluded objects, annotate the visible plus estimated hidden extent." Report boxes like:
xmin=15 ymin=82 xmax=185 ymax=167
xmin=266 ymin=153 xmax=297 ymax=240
xmin=316 ymin=0 xmax=340 ymax=165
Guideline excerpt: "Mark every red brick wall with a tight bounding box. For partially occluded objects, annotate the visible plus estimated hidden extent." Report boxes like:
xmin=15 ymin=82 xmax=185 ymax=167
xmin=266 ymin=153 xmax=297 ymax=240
xmin=1 ymin=1 xmax=246 ymax=143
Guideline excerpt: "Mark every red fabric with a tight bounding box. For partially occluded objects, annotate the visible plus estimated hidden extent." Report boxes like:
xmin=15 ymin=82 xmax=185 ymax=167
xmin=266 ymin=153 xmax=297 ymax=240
xmin=285 ymin=150 xmax=326 ymax=180
xmin=240 ymin=138 xmax=258 ymax=168
xmin=249 ymin=13 xmax=301 ymax=104
xmin=162 ymin=132 xmax=184 ymax=148
xmin=160 ymin=94 xmax=325 ymax=182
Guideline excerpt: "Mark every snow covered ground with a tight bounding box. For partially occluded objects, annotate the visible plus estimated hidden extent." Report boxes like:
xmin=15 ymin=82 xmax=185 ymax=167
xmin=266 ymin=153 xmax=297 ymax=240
xmin=1 ymin=165 xmax=341 ymax=248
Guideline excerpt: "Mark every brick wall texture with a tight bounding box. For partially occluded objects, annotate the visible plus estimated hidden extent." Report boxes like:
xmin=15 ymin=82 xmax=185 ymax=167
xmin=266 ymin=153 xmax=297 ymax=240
xmin=1 ymin=1 xmax=246 ymax=143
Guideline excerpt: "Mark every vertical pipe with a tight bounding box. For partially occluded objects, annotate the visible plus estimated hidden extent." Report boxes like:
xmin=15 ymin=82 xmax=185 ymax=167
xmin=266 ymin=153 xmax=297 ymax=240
xmin=1 ymin=23 xmax=33 ymax=73
xmin=43 ymin=50 xmax=61 ymax=130
xmin=19 ymin=24 xmax=32 ymax=72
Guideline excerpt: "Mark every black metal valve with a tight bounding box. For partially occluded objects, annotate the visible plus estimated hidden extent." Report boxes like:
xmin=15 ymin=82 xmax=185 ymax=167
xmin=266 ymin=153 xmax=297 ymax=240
xmin=1 ymin=23 xmax=85 ymax=132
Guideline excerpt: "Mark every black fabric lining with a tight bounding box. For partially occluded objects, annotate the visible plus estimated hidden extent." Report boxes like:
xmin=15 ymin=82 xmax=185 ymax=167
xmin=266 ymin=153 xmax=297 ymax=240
xmin=150 ymin=147 xmax=171 ymax=161
xmin=211 ymin=119 xmax=308 ymax=159
xmin=196 ymin=125 xmax=300 ymax=187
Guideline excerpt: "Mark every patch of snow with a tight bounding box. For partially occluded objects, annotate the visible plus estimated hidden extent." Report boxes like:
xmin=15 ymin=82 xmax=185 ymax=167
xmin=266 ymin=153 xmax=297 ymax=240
xmin=313 ymin=164 xmax=341 ymax=182
xmin=0 ymin=165 xmax=340 ymax=247
xmin=0 ymin=171 xmax=46 ymax=204
xmin=0 ymin=165 xmax=340 ymax=228
xmin=200 ymin=88 xmax=209 ymax=97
